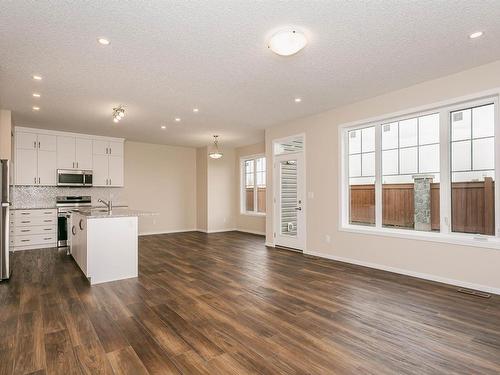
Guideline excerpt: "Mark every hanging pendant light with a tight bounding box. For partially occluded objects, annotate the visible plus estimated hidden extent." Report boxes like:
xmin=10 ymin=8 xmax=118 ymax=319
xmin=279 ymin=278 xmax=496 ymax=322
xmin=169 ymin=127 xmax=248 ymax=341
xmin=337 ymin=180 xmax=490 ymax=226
xmin=208 ymin=135 xmax=223 ymax=159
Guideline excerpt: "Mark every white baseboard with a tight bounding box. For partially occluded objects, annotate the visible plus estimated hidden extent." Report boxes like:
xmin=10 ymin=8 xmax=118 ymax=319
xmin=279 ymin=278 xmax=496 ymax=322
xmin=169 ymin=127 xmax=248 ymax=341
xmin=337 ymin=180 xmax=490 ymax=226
xmin=236 ymin=229 xmax=266 ymax=236
xmin=139 ymin=229 xmax=196 ymax=236
xmin=305 ymin=250 xmax=500 ymax=296
xmin=196 ymin=228 xmax=237 ymax=234
xmin=265 ymin=241 xmax=275 ymax=247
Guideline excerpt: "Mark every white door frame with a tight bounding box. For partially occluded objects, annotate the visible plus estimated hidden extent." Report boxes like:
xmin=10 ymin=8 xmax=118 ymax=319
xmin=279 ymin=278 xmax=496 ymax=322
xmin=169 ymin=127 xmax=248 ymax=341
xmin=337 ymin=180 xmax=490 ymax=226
xmin=272 ymin=134 xmax=306 ymax=251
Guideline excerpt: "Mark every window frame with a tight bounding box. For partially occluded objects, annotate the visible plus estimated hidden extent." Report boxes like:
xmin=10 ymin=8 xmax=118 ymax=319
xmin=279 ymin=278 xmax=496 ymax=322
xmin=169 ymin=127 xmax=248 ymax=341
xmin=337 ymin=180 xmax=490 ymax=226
xmin=339 ymin=91 xmax=500 ymax=249
xmin=240 ymin=154 xmax=266 ymax=216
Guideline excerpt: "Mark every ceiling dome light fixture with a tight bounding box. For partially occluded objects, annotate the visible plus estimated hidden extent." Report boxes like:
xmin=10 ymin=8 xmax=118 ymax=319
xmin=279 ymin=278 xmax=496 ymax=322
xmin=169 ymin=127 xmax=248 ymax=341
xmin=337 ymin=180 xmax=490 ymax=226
xmin=208 ymin=135 xmax=223 ymax=159
xmin=268 ymin=29 xmax=307 ymax=56
xmin=112 ymin=106 xmax=125 ymax=123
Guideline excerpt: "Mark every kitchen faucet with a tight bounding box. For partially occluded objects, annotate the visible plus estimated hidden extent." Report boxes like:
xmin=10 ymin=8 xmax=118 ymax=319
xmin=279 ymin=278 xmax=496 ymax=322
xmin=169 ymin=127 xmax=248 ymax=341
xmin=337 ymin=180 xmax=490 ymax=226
xmin=98 ymin=199 xmax=113 ymax=213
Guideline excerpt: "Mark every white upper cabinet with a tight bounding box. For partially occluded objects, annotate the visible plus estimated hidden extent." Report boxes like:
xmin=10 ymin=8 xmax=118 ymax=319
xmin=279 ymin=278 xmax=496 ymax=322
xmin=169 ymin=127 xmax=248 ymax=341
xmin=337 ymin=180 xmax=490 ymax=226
xmin=37 ymin=134 xmax=57 ymax=152
xmin=15 ymin=132 xmax=56 ymax=185
xmin=15 ymin=127 xmax=124 ymax=187
xmin=57 ymin=136 xmax=93 ymax=170
xmin=75 ymin=138 xmax=93 ymax=170
xmin=92 ymin=140 xmax=108 ymax=155
xmin=92 ymin=140 xmax=124 ymax=187
xmin=17 ymin=132 xmax=38 ymax=150
xmin=57 ymin=136 xmax=75 ymax=169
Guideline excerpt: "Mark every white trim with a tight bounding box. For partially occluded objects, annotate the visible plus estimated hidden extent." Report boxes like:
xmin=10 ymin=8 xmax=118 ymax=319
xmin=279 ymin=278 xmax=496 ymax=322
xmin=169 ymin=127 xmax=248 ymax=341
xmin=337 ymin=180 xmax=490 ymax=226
xmin=240 ymin=212 xmax=266 ymax=217
xmin=197 ymin=228 xmax=237 ymax=234
xmin=236 ymin=229 xmax=266 ymax=236
xmin=305 ymin=250 xmax=500 ymax=296
xmin=265 ymin=241 xmax=275 ymax=247
xmin=138 ymin=229 xmax=197 ymax=236
xmin=15 ymin=126 xmax=125 ymax=142
xmin=339 ymin=224 xmax=500 ymax=250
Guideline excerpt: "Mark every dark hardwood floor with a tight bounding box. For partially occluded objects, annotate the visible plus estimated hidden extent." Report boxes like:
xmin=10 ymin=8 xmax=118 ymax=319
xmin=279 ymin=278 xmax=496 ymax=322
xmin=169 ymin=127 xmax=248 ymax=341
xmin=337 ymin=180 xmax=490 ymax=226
xmin=1 ymin=231 xmax=500 ymax=374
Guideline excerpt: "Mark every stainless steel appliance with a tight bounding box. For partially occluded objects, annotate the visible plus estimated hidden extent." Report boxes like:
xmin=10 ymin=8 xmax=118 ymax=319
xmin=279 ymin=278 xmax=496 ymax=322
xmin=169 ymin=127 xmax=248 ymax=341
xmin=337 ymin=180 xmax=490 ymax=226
xmin=57 ymin=169 xmax=93 ymax=187
xmin=56 ymin=196 xmax=91 ymax=247
xmin=1 ymin=159 xmax=11 ymax=280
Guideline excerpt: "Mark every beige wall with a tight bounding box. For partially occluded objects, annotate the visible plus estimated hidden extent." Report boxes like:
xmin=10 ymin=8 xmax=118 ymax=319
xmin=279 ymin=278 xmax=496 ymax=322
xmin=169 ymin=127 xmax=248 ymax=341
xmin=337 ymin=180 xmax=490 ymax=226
xmin=234 ymin=142 xmax=266 ymax=234
xmin=123 ymin=141 xmax=196 ymax=235
xmin=196 ymin=147 xmax=208 ymax=231
xmin=0 ymin=109 xmax=12 ymax=159
xmin=207 ymin=147 xmax=236 ymax=232
xmin=266 ymin=60 xmax=500 ymax=293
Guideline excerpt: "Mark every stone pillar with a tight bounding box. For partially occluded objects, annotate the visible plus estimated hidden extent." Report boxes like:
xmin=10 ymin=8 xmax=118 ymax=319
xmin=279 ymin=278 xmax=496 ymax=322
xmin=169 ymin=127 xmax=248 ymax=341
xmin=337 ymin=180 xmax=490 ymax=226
xmin=413 ymin=175 xmax=433 ymax=231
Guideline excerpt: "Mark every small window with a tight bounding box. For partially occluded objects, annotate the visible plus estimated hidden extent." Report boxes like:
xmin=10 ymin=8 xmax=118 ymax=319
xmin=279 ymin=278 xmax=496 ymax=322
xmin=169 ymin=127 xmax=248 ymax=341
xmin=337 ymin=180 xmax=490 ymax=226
xmin=241 ymin=156 xmax=266 ymax=214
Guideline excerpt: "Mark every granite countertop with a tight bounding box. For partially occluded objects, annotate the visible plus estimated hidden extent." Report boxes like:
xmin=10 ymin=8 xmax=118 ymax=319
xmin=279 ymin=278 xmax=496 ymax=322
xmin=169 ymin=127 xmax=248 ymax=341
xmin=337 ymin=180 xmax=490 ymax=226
xmin=72 ymin=208 xmax=156 ymax=219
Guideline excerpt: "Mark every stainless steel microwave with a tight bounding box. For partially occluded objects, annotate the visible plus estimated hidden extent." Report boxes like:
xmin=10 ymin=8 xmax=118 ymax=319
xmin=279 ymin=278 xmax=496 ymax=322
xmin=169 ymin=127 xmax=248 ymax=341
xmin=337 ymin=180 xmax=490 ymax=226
xmin=57 ymin=169 xmax=93 ymax=187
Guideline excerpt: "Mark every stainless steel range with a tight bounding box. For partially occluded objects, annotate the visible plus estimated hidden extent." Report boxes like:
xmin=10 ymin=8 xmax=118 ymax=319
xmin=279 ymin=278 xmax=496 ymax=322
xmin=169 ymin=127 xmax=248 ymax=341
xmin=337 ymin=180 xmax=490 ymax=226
xmin=56 ymin=196 xmax=91 ymax=247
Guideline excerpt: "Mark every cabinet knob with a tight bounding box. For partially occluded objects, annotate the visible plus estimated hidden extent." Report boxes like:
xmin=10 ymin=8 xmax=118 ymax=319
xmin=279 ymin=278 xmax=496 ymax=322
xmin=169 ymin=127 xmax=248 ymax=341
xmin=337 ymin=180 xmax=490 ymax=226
xmin=72 ymin=226 xmax=76 ymax=235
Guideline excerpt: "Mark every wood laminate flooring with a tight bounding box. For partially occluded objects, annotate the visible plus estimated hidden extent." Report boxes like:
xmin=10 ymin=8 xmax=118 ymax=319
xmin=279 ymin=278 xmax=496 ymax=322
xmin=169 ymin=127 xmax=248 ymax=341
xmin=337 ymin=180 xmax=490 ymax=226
xmin=1 ymin=231 xmax=499 ymax=374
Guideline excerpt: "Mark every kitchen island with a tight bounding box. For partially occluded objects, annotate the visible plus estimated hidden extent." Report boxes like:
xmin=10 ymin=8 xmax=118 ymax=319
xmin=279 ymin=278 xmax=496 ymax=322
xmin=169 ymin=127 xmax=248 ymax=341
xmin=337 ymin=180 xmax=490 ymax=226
xmin=70 ymin=208 xmax=150 ymax=285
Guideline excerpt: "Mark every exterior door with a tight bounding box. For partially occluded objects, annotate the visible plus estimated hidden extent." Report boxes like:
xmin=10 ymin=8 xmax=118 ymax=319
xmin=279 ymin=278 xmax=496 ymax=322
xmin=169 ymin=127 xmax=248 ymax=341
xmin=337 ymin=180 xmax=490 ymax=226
xmin=274 ymin=152 xmax=306 ymax=251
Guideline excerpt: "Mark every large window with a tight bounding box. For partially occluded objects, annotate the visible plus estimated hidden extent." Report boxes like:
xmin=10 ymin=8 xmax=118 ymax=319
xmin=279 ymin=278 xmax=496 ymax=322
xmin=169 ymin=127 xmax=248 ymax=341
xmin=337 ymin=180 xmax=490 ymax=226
xmin=241 ymin=156 xmax=266 ymax=214
xmin=342 ymin=95 xmax=498 ymax=246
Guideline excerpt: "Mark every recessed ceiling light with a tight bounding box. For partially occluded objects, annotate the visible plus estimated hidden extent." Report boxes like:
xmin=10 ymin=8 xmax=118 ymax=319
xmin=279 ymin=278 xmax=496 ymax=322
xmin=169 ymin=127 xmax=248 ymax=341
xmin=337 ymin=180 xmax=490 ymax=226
xmin=32 ymin=93 xmax=41 ymax=98
xmin=268 ymin=29 xmax=307 ymax=56
xmin=32 ymin=106 xmax=40 ymax=111
xmin=98 ymin=38 xmax=110 ymax=45
xmin=469 ymin=31 xmax=483 ymax=39
xmin=193 ymin=108 xmax=199 ymax=113
xmin=32 ymin=75 xmax=42 ymax=81
xmin=161 ymin=125 xmax=166 ymax=129
xmin=175 ymin=117 xmax=181 ymax=122
xmin=294 ymin=98 xmax=302 ymax=103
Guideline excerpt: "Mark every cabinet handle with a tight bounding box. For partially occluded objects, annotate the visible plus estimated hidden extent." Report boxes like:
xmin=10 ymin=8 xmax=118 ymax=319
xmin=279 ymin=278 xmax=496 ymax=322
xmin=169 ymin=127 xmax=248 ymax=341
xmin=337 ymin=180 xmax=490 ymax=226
xmin=44 ymin=228 xmax=52 ymax=231
xmin=109 ymin=178 xmax=111 ymax=185
xmin=21 ymin=221 xmax=30 ymax=223
xmin=38 ymin=177 xmax=40 ymax=184
xmin=43 ymin=219 xmax=52 ymax=222
xmin=106 ymin=147 xmax=108 ymax=154
xmin=21 ymin=212 xmax=30 ymax=215
xmin=34 ymin=177 xmax=36 ymax=184
xmin=79 ymin=219 xmax=84 ymax=230
xmin=109 ymin=147 xmax=112 ymax=154
xmin=38 ymin=141 xmax=40 ymax=148
xmin=21 ymin=229 xmax=30 ymax=232
xmin=76 ymin=162 xmax=79 ymax=168
xmin=43 ymin=238 xmax=52 ymax=241
xmin=72 ymin=226 xmax=76 ymax=235
xmin=34 ymin=141 xmax=36 ymax=149
xmin=21 ymin=239 xmax=30 ymax=242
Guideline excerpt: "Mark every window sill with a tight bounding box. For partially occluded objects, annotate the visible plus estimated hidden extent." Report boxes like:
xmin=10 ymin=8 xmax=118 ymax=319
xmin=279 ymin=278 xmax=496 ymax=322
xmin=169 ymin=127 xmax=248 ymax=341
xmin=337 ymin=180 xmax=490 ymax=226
xmin=241 ymin=212 xmax=266 ymax=217
xmin=339 ymin=224 xmax=500 ymax=250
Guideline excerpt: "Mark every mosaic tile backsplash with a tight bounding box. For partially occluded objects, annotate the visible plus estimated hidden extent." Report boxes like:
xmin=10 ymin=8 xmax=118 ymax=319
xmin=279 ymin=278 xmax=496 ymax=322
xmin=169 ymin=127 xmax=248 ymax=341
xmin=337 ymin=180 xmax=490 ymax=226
xmin=10 ymin=186 xmax=125 ymax=209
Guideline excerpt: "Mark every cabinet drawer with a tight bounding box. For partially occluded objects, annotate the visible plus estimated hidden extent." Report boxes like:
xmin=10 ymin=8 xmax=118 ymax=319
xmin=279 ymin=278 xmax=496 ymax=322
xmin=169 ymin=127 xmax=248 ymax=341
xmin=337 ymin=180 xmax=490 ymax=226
xmin=13 ymin=233 xmax=56 ymax=247
xmin=12 ymin=225 xmax=55 ymax=236
xmin=13 ymin=216 xmax=57 ymax=227
xmin=12 ymin=209 xmax=56 ymax=218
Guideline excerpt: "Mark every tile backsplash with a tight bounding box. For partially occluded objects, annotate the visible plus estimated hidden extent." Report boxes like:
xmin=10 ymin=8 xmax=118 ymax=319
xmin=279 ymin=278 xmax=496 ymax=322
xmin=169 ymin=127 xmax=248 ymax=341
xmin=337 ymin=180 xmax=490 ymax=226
xmin=10 ymin=186 xmax=125 ymax=209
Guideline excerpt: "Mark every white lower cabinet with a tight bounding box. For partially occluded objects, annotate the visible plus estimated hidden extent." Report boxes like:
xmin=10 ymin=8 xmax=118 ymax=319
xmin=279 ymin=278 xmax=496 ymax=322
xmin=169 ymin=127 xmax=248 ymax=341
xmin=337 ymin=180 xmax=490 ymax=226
xmin=10 ymin=209 xmax=57 ymax=251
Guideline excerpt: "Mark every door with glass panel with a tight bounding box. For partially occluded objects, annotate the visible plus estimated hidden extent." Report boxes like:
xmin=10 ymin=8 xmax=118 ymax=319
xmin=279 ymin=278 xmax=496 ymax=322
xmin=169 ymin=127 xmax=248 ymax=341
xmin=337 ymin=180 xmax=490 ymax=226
xmin=274 ymin=152 xmax=305 ymax=251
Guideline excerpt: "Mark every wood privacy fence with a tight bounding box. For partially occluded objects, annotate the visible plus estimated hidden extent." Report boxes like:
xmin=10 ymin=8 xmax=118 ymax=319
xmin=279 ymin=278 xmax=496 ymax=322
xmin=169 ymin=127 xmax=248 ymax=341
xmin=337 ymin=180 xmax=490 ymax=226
xmin=350 ymin=177 xmax=495 ymax=235
xmin=245 ymin=187 xmax=266 ymax=213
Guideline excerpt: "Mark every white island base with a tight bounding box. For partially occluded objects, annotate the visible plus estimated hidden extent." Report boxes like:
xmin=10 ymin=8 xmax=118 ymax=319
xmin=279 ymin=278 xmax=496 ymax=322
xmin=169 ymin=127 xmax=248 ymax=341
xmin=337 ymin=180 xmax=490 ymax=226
xmin=71 ymin=212 xmax=138 ymax=285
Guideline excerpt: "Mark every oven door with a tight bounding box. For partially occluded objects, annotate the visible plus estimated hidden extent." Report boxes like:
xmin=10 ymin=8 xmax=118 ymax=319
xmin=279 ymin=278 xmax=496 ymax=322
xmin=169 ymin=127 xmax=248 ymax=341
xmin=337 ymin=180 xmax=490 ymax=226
xmin=57 ymin=213 xmax=68 ymax=247
xmin=57 ymin=170 xmax=85 ymax=186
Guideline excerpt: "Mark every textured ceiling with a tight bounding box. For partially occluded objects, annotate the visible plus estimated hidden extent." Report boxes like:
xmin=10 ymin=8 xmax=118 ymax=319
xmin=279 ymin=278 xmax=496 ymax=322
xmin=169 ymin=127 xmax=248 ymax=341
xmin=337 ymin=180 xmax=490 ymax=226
xmin=1 ymin=1 xmax=500 ymax=147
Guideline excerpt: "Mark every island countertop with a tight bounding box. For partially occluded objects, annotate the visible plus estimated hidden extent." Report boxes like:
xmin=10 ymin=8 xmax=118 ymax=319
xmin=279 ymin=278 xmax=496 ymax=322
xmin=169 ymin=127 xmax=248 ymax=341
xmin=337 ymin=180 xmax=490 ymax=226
xmin=72 ymin=208 xmax=156 ymax=219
